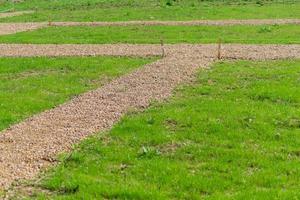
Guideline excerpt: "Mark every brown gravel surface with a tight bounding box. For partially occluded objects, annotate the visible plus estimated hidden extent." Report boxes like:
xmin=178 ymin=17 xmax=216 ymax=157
xmin=0 ymin=11 xmax=33 ymax=19
xmin=0 ymin=44 xmax=300 ymax=59
xmin=51 ymin=19 xmax=300 ymax=26
xmin=0 ymin=44 xmax=300 ymax=190
xmin=0 ymin=23 xmax=47 ymax=35
xmin=0 ymin=44 xmax=163 ymax=57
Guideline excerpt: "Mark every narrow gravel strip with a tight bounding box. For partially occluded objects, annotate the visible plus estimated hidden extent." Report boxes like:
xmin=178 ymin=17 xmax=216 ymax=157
xmin=0 ymin=23 xmax=47 ymax=35
xmin=221 ymin=44 xmax=300 ymax=60
xmin=0 ymin=44 xmax=162 ymax=57
xmin=0 ymin=44 xmax=299 ymax=59
xmin=51 ymin=19 xmax=300 ymax=26
xmin=0 ymin=44 xmax=300 ymax=189
xmin=1 ymin=18 xmax=300 ymax=35
xmin=0 ymin=11 xmax=33 ymax=19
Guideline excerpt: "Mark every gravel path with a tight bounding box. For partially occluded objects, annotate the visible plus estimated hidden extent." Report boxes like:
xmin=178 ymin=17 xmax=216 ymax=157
xmin=0 ymin=44 xmax=162 ymax=57
xmin=51 ymin=19 xmax=300 ymax=26
xmin=0 ymin=18 xmax=300 ymax=35
xmin=0 ymin=23 xmax=47 ymax=35
xmin=0 ymin=44 xmax=300 ymax=190
xmin=0 ymin=11 xmax=33 ymax=19
xmin=1 ymin=44 xmax=300 ymax=59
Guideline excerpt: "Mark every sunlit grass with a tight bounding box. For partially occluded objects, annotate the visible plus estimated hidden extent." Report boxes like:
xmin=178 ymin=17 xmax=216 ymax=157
xmin=0 ymin=25 xmax=299 ymax=44
xmin=32 ymin=59 xmax=300 ymax=199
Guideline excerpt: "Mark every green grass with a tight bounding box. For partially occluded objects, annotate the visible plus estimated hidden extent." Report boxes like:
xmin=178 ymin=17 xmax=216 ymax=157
xmin=29 ymin=59 xmax=300 ymax=199
xmin=0 ymin=56 xmax=154 ymax=131
xmin=0 ymin=1 xmax=299 ymax=22
xmin=1 ymin=0 xmax=297 ymax=11
xmin=0 ymin=24 xmax=299 ymax=44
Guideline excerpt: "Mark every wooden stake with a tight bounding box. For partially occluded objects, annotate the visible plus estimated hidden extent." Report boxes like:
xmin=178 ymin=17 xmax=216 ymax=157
xmin=160 ymin=38 xmax=165 ymax=58
xmin=217 ymin=39 xmax=222 ymax=60
xmin=48 ymin=18 xmax=52 ymax=26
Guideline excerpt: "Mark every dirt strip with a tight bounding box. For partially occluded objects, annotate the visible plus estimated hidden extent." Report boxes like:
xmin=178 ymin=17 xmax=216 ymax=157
xmin=0 ymin=44 xmax=162 ymax=57
xmin=0 ymin=23 xmax=47 ymax=35
xmin=0 ymin=44 xmax=300 ymax=59
xmin=0 ymin=44 xmax=300 ymax=190
xmin=1 ymin=18 xmax=300 ymax=35
xmin=0 ymin=11 xmax=33 ymax=19
xmin=51 ymin=19 xmax=300 ymax=26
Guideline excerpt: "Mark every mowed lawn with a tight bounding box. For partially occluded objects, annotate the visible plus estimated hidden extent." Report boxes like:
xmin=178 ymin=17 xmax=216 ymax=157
xmin=0 ymin=56 xmax=154 ymax=131
xmin=0 ymin=25 xmax=299 ymax=44
xmin=29 ymin=60 xmax=300 ymax=199
xmin=0 ymin=1 xmax=300 ymax=22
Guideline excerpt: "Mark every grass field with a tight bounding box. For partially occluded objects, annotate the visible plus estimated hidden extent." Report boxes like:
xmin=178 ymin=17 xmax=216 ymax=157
xmin=0 ymin=56 xmax=154 ymax=132
xmin=1 ymin=0 xmax=298 ymax=10
xmin=0 ymin=24 xmax=299 ymax=44
xmin=0 ymin=1 xmax=300 ymax=22
xmin=25 ymin=59 xmax=300 ymax=199
xmin=1 ymin=0 xmax=300 ymax=198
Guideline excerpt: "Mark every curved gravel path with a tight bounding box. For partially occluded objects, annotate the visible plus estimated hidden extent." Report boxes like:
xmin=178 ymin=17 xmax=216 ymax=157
xmin=0 ymin=18 xmax=300 ymax=35
xmin=0 ymin=44 xmax=300 ymax=190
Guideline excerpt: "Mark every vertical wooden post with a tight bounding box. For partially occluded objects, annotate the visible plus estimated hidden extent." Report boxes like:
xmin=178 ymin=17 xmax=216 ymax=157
xmin=217 ymin=39 xmax=222 ymax=60
xmin=48 ymin=17 xmax=52 ymax=26
xmin=160 ymin=38 xmax=165 ymax=58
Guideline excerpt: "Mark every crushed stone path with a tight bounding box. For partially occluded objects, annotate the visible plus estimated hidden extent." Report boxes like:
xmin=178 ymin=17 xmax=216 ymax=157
xmin=0 ymin=23 xmax=47 ymax=35
xmin=0 ymin=18 xmax=300 ymax=35
xmin=0 ymin=44 xmax=300 ymax=189
xmin=51 ymin=19 xmax=300 ymax=26
xmin=0 ymin=11 xmax=33 ymax=19
xmin=1 ymin=44 xmax=300 ymax=59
